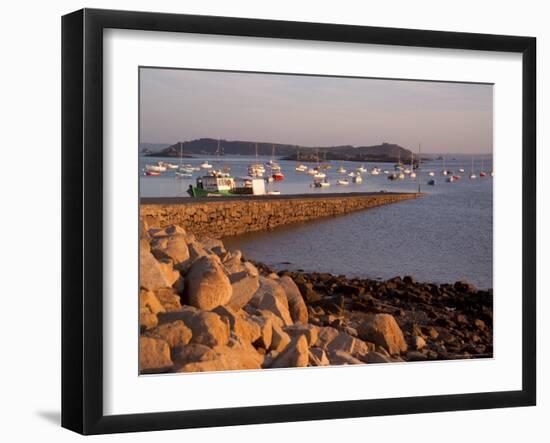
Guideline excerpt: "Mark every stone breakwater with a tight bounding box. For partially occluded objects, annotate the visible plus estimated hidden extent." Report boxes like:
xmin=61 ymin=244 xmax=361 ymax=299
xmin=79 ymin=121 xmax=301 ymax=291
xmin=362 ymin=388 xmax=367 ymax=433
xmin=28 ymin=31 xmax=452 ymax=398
xmin=139 ymin=220 xmax=493 ymax=375
xmin=140 ymin=192 xmax=420 ymax=239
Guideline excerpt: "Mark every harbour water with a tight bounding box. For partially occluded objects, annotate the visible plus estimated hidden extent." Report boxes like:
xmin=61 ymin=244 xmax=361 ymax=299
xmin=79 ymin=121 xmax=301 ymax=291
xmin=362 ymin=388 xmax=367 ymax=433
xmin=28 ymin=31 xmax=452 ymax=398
xmin=140 ymin=154 xmax=493 ymax=288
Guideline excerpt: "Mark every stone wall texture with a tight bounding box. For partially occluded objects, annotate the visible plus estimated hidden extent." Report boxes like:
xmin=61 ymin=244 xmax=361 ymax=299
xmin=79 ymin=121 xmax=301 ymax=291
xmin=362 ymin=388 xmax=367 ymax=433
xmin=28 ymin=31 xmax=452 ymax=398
xmin=140 ymin=192 xmax=420 ymax=239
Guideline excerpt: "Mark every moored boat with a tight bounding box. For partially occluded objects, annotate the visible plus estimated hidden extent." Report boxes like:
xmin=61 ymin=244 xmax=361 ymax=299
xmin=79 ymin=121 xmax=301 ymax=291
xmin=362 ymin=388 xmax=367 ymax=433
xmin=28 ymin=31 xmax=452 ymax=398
xmin=145 ymin=163 xmax=166 ymax=173
xmin=469 ymin=157 xmax=477 ymax=179
xmin=248 ymin=143 xmax=265 ymax=177
xmin=175 ymin=171 xmax=192 ymax=179
xmin=294 ymin=147 xmax=308 ymax=172
xmin=312 ymin=178 xmax=330 ymax=188
xmin=479 ymin=157 xmax=487 ymax=177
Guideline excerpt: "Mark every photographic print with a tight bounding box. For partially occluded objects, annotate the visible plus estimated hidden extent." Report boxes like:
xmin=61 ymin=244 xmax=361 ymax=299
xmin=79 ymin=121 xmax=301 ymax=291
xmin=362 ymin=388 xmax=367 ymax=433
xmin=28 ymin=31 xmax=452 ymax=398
xmin=138 ymin=67 xmax=494 ymax=375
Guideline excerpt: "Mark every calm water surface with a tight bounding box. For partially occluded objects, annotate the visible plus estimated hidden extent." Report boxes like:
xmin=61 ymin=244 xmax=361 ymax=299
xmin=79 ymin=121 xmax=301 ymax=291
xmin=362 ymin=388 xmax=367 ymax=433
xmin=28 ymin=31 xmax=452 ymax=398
xmin=141 ymin=154 xmax=493 ymax=288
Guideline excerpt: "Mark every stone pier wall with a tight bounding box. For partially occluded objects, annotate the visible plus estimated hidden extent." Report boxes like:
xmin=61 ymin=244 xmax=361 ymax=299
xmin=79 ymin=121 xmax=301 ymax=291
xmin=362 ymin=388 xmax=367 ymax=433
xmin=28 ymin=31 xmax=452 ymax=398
xmin=140 ymin=192 xmax=421 ymax=239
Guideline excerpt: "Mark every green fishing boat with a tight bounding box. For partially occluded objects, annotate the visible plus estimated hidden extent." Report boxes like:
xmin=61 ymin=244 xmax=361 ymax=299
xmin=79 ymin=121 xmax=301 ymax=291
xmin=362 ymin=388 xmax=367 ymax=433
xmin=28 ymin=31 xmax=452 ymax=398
xmin=188 ymin=173 xmax=269 ymax=197
xmin=187 ymin=173 xmax=235 ymax=197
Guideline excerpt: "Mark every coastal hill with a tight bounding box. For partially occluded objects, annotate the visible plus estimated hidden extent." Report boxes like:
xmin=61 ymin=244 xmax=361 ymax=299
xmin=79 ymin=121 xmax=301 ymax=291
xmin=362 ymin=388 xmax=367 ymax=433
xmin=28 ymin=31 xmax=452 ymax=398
xmin=142 ymin=138 xmax=420 ymax=163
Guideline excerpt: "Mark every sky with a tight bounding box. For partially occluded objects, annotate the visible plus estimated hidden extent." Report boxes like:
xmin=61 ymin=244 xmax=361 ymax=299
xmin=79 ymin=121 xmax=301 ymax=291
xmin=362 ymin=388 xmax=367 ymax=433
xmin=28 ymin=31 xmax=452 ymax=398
xmin=140 ymin=68 xmax=493 ymax=154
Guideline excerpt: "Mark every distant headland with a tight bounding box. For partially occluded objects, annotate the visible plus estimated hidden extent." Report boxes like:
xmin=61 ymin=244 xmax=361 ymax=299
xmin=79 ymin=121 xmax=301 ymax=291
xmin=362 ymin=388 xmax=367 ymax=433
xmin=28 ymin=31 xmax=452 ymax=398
xmin=140 ymin=138 xmax=429 ymax=164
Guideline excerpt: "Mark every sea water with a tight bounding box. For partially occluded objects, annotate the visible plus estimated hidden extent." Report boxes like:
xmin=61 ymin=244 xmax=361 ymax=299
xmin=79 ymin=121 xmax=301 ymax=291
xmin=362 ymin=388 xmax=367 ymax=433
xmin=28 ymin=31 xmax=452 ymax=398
xmin=140 ymin=154 xmax=493 ymax=288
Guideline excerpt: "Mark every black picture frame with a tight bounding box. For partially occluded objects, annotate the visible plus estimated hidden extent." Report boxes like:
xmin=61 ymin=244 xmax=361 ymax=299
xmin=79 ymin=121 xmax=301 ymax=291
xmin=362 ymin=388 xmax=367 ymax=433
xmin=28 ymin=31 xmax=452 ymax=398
xmin=62 ymin=8 xmax=536 ymax=435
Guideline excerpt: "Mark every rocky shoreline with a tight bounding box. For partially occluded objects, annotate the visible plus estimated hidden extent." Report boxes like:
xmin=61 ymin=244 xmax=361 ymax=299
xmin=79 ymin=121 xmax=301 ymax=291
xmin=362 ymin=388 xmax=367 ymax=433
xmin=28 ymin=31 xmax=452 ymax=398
xmin=139 ymin=220 xmax=493 ymax=374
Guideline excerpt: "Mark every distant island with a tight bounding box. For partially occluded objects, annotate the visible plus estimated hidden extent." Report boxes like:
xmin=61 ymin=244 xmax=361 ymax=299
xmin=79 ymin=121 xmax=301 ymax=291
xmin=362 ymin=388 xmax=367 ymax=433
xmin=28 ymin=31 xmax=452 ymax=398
xmin=141 ymin=138 xmax=429 ymax=164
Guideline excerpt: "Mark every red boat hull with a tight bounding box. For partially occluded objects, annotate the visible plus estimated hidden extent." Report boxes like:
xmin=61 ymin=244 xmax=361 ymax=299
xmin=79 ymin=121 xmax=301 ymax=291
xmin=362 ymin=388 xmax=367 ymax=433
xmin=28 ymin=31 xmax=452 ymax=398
xmin=273 ymin=174 xmax=285 ymax=181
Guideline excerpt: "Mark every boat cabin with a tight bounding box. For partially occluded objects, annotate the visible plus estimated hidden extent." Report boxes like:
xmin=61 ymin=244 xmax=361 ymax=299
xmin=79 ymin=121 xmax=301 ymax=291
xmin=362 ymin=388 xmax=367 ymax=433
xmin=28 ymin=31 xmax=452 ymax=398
xmin=195 ymin=175 xmax=234 ymax=192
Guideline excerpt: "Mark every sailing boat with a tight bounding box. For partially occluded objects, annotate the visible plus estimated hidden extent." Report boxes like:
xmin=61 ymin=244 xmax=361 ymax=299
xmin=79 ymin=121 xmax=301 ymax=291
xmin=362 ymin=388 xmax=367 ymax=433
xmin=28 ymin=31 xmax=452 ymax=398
xmin=269 ymin=144 xmax=285 ymax=181
xmin=469 ymin=157 xmax=477 ymax=179
xmin=479 ymin=157 xmax=487 ymax=177
xmin=295 ymin=146 xmax=308 ymax=172
xmin=175 ymin=142 xmax=192 ymax=179
xmin=266 ymin=144 xmax=278 ymax=167
xmin=215 ymin=139 xmax=231 ymax=173
xmin=312 ymin=149 xmax=326 ymax=179
xmin=248 ymin=143 xmax=265 ymax=177
xmin=394 ymin=148 xmax=404 ymax=171
xmin=442 ymin=156 xmax=449 ymax=176
xmin=409 ymin=152 xmax=417 ymax=178
xmin=321 ymin=150 xmax=331 ymax=169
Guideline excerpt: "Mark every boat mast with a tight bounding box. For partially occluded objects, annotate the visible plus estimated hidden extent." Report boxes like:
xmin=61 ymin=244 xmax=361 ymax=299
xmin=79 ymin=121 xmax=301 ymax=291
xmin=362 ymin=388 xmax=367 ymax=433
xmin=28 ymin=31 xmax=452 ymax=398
xmin=417 ymin=143 xmax=421 ymax=193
